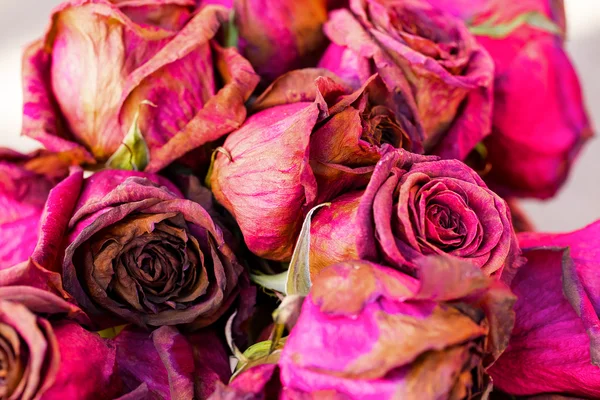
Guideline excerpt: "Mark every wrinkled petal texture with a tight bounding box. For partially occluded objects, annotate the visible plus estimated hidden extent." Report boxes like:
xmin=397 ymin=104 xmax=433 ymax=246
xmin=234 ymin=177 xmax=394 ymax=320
xmin=0 ymin=149 xmax=69 ymax=269
xmin=235 ymin=0 xmax=328 ymax=82
xmin=0 ymin=300 xmax=60 ymax=400
xmin=280 ymin=260 xmax=491 ymax=400
xmin=34 ymin=169 xmax=242 ymax=329
xmin=212 ymin=71 xmax=427 ymax=262
xmin=427 ymin=0 xmax=591 ymax=198
xmin=309 ymin=150 xmax=520 ymax=280
xmin=489 ymin=220 xmax=600 ymax=398
xmin=321 ymin=0 xmax=494 ymax=160
xmin=22 ymin=0 xmax=258 ymax=171
xmin=115 ymin=326 xmax=230 ymax=400
xmin=210 ymin=102 xmax=319 ymax=261
xmin=42 ymin=321 xmax=121 ymax=400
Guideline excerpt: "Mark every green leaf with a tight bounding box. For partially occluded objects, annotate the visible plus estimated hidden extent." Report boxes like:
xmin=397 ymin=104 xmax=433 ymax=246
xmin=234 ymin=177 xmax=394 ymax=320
xmin=106 ymin=100 xmax=155 ymax=171
xmin=469 ymin=11 xmax=562 ymax=38
xmin=224 ymin=10 xmax=239 ymax=48
xmin=285 ymin=203 xmax=330 ymax=296
xmin=250 ymin=271 xmax=288 ymax=294
xmin=97 ymin=324 xmax=127 ymax=339
xmin=231 ymin=337 xmax=287 ymax=380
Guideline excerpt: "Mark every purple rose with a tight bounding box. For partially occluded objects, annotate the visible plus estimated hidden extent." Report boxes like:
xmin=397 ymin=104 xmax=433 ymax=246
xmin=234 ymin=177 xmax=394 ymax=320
xmin=211 ymin=256 xmax=515 ymax=399
xmin=211 ymin=69 xmax=424 ymax=261
xmin=489 ymin=220 xmax=600 ymax=397
xmin=32 ymin=169 xmax=244 ymax=329
xmin=309 ymin=150 xmax=521 ymax=281
xmin=22 ymin=0 xmax=258 ymax=172
xmin=0 ymin=149 xmax=70 ymax=269
xmin=0 ymin=262 xmax=120 ymax=400
xmin=115 ymin=325 xmax=231 ymax=399
xmin=319 ymin=0 xmax=494 ymax=160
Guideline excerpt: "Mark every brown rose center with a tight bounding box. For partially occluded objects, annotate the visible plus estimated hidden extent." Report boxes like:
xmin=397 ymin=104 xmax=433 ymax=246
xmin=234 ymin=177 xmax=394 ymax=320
xmin=0 ymin=323 xmax=25 ymax=399
xmin=362 ymin=105 xmax=417 ymax=151
xmin=85 ymin=212 xmax=208 ymax=314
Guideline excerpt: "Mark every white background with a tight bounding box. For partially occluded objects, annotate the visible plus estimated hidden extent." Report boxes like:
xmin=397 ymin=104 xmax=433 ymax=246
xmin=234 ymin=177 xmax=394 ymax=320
xmin=0 ymin=0 xmax=598 ymax=232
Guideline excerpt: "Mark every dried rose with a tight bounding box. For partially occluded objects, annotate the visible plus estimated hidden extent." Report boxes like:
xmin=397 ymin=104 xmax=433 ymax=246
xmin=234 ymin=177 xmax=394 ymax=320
xmin=489 ymin=220 xmax=600 ymax=398
xmin=234 ymin=0 xmax=329 ymax=83
xmin=309 ymin=150 xmax=521 ymax=280
xmin=212 ymin=256 xmax=515 ymax=399
xmin=32 ymin=169 xmax=243 ymax=329
xmin=115 ymin=325 xmax=231 ymax=399
xmin=319 ymin=0 xmax=494 ymax=159
xmin=428 ymin=0 xmax=593 ymax=198
xmin=22 ymin=0 xmax=258 ymax=172
xmin=0 ymin=149 xmax=70 ymax=269
xmin=0 ymin=276 xmax=120 ymax=400
xmin=211 ymin=69 xmax=424 ymax=261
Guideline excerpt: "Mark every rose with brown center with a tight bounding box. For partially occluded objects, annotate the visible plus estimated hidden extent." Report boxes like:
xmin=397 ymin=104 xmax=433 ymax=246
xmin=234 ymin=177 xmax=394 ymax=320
xmin=309 ymin=150 xmax=521 ymax=281
xmin=319 ymin=0 xmax=494 ymax=159
xmin=32 ymin=169 xmax=244 ymax=329
xmin=211 ymin=69 xmax=424 ymax=260
xmin=0 ymin=260 xmax=121 ymax=400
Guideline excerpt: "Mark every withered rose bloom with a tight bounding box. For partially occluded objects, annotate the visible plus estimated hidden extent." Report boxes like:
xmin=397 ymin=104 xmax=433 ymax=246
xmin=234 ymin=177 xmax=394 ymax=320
xmin=211 ymin=256 xmax=515 ymax=399
xmin=319 ymin=0 xmax=494 ymax=160
xmin=22 ymin=0 xmax=258 ymax=172
xmin=310 ymin=150 xmax=521 ymax=280
xmin=211 ymin=69 xmax=425 ymax=261
xmin=0 ymin=149 xmax=70 ymax=269
xmin=429 ymin=0 xmax=593 ymax=198
xmin=32 ymin=169 xmax=244 ymax=329
xmin=234 ymin=0 xmax=329 ymax=82
xmin=489 ymin=220 xmax=600 ymax=398
xmin=115 ymin=326 xmax=231 ymax=399
xmin=0 ymin=262 xmax=121 ymax=400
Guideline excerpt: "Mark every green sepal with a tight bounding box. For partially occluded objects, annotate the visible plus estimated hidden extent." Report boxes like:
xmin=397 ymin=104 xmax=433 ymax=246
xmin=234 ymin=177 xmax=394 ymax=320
xmin=106 ymin=100 xmax=155 ymax=171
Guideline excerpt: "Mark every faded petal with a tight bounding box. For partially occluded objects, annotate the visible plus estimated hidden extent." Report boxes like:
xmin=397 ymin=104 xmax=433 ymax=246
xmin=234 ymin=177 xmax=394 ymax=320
xmin=489 ymin=220 xmax=600 ymax=397
xmin=0 ymin=149 xmax=70 ymax=269
xmin=235 ymin=0 xmax=328 ymax=82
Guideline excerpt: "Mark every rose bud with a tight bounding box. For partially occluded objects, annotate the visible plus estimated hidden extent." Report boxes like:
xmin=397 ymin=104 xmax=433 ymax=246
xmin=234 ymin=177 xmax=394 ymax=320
xmin=115 ymin=325 xmax=231 ymax=399
xmin=428 ymin=0 xmax=593 ymax=198
xmin=319 ymin=0 xmax=494 ymax=160
xmin=32 ymin=169 xmax=244 ymax=329
xmin=212 ymin=257 xmax=513 ymax=399
xmin=488 ymin=220 xmax=600 ymax=397
xmin=0 ymin=283 xmax=121 ymax=400
xmin=22 ymin=0 xmax=258 ymax=172
xmin=310 ymin=150 xmax=521 ymax=280
xmin=211 ymin=69 xmax=425 ymax=261
xmin=234 ymin=0 xmax=328 ymax=83
xmin=0 ymin=149 xmax=71 ymax=269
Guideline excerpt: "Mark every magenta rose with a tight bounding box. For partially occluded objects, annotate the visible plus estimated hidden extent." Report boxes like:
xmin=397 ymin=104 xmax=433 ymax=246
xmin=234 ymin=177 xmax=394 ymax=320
xmin=309 ymin=150 xmax=521 ymax=281
xmin=115 ymin=325 xmax=231 ymax=399
xmin=0 ymin=149 xmax=70 ymax=269
xmin=211 ymin=69 xmax=424 ymax=261
xmin=489 ymin=220 xmax=600 ymax=398
xmin=428 ymin=0 xmax=593 ymax=198
xmin=31 ymin=169 xmax=244 ymax=329
xmin=22 ymin=0 xmax=258 ymax=172
xmin=319 ymin=0 xmax=494 ymax=159
xmin=211 ymin=256 xmax=515 ymax=399
xmin=234 ymin=0 xmax=329 ymax=83
xmin=0 ymin=261 xmax=121 ymax=400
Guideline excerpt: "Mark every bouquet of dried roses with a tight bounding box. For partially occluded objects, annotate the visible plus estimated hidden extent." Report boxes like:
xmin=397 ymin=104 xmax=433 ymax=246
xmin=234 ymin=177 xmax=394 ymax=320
xmin=1 ymin=0 xmax=597 ymax=399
